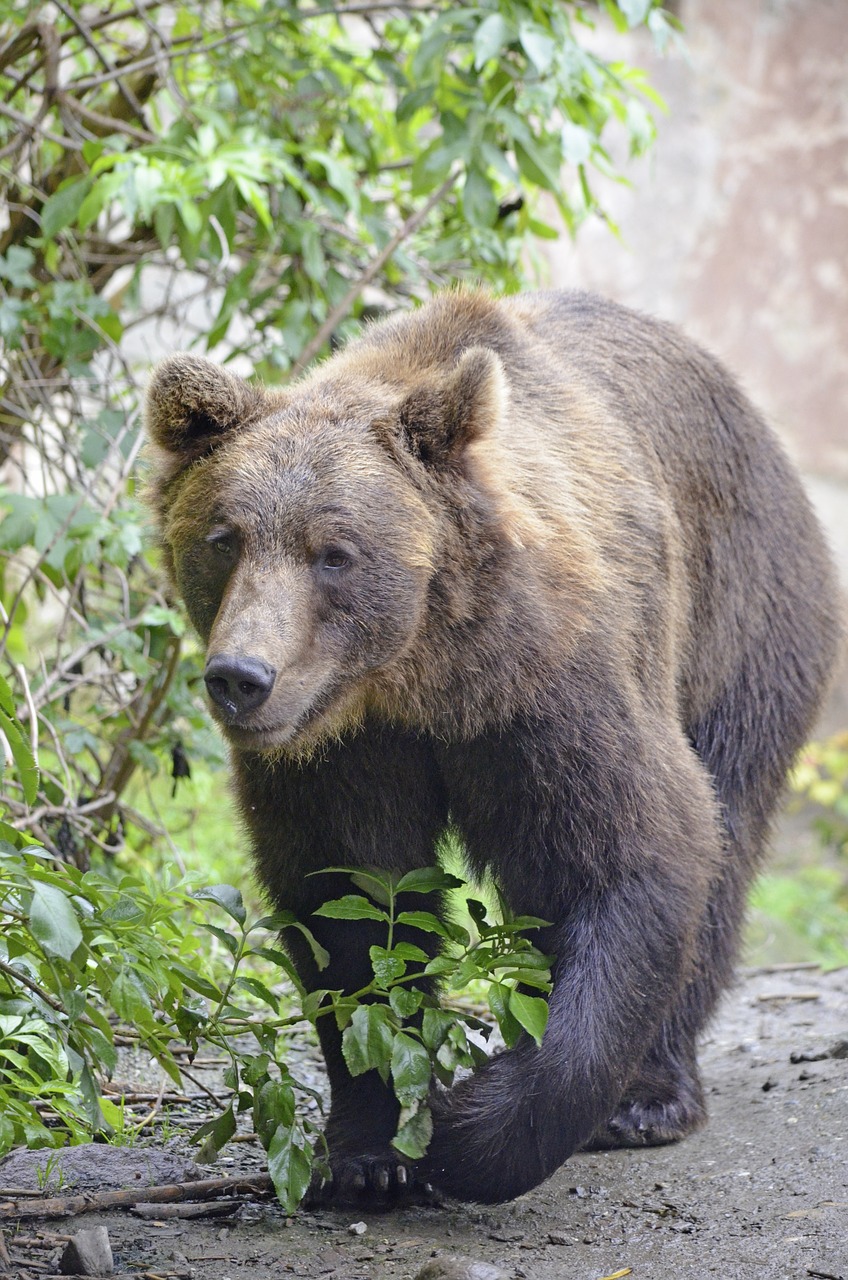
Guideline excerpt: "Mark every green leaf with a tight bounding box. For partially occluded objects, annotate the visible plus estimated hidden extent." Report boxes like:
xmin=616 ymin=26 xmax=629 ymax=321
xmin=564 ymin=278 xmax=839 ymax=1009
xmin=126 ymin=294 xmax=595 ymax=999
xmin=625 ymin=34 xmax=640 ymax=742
xmin=519 ymin=24 xmax=556 ymax=74
xmin=392 ymin=1102 xmax=433 ymax=1159
xmin=514 ymin=138 xmax=562 ymax=192
xmin=285 ymin=921 xmax=330 ymax=973
xmin=396 ymin=86 xmax=433 ymax=124
xmin=421 ymin=1007 xmax=455 ymax=1052
xmin=266 ymin=1119 xmax=313 ymax=1214
xmin=618 ymin=0 xmax=653 ymax=25
xmin=390 ymin=1031 xmax=430 ymax=1105
xmin=342 ymin=1004 xmax=395 ymax=1079
xmin=99 ymin=894 xmax=145 ymax=925
xmin=395 ymin=867 xmax=465 ymax=895
xmin=346 ymin=869 xmax=396 ymax=906
xmin=40 ymin=178 xmax=92 ymax=239
xmin=561 ymin=121 xmax=593 ymax=166
xmin=473 ymin=13 xmax=512 ymax=69
xmin=389 ymin=986 xmax=423 ymax=1019
xmin=313 ymin=151 xmax=360 ymax=212
xmin=250 ymin=946 xmax=305 ymax=996
xmin=508 ymin=991 xmax=549 ymax=1047
xmin=391 ymin=941 xmax=430 ymax=964
xmin=235 ymin=975 xmax=279 ymax=1012
xmin=0 ymin=705 xmax=38 ymax=806
xmin=110 ymin=968 xmax=153 ymax=1025
xmin=29 ymin=883 xmax=82 ymax=961
xmin=0 ymin=246 xmax=36 ymax=288
xmin=255 ymin=1076 xmax=295 ymax=1142
xmin=395 ymin=910 xmax=450 ymax=938
xmin=193 ymin=1100 xmax=236 ymax=1161
xmin=369 ymin=945 xmax=406 ymax=986
xmin=253 ymin=910 xmax=297 ymax=931
xmin=313 ymin=895 xmax=388 ymax=923
xmin=193 ymin=884 xmax=246 ymax=925
xmin=487 ymin=980 xmax=522 ymax=1048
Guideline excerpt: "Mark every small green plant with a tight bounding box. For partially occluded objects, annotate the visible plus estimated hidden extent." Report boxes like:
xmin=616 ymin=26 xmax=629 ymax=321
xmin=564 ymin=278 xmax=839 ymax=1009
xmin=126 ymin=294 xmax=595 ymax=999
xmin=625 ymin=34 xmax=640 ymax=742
xmin=186 ymin=866 xmax=552 ymax=1211
xmin=1 ymin=698 xmax=552 ymax=1211
xmin=34 ymin=1151 xmax=65 ymax=1193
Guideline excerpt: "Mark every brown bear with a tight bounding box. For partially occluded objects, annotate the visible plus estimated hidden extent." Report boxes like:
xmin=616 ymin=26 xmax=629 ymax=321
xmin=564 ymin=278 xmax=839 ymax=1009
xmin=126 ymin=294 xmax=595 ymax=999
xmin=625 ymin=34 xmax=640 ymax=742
xmin=145 ymin=289 xmax=841 ymax=1206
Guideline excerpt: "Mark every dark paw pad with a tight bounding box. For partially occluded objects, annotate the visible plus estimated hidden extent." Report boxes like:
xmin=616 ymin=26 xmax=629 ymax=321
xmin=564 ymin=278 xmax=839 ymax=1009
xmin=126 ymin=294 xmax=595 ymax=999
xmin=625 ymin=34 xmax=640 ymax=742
xmin=305 ymin=1153 xmax=433 ymax=1209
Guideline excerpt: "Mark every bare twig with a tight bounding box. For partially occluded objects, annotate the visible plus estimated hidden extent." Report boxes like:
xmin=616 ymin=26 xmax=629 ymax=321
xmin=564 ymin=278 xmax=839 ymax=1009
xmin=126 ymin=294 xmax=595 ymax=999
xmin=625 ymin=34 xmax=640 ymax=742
xmin=0 ymin=957 xmax=68 ymax=1015
xmin=0 ymin=99 xmax=82 ymax=150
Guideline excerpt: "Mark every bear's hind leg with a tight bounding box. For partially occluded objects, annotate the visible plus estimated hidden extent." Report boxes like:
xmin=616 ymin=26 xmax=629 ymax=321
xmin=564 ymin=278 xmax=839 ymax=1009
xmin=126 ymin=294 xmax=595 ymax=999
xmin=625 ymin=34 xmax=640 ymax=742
xmin=587 ymin=633 xmax=836 ymax=1153
xmin=581 ymin=1014 xmax=706 ymax=1150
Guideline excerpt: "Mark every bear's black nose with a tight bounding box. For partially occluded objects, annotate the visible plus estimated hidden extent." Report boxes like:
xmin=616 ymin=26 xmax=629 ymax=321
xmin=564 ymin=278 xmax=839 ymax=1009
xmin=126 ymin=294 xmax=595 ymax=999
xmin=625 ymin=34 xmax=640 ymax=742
xmin=204 ymin=654 xmax=276 ymax=718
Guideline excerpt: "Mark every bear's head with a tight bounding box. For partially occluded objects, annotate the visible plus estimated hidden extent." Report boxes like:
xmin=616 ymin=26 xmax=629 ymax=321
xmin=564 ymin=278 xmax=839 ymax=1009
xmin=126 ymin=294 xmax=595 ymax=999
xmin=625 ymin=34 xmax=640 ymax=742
xmin=144 ymin=345 xmax=507 ymax=755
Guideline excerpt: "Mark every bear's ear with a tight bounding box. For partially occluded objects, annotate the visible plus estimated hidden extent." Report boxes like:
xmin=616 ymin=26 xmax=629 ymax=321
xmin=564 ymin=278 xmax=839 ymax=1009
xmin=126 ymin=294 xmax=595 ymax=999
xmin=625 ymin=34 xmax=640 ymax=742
xmin=399 ymin=346 xmax=507 ymax=467
xmin=144 ymin=355 xmax=266 ymax=466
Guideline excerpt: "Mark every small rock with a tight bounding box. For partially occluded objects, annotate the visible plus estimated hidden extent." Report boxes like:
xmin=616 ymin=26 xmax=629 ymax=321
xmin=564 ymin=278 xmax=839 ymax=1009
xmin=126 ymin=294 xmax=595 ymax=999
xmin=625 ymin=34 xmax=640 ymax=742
xmin=829 ymin=1037 xmax=848 ymax=1059
xmin=0 ymin=1144 xmax=201 ymax=1194
xmin=59 ymin=1226 xmax=113 ymax=1276
xmin=414 ymin=1257 xmax=509 ymax=1280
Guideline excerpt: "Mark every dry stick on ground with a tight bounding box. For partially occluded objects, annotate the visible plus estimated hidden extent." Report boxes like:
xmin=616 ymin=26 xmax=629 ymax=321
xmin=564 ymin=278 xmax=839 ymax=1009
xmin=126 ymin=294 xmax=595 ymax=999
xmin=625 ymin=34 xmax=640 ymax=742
xmin=0 ymin=1174 xmax=274 ymax=1221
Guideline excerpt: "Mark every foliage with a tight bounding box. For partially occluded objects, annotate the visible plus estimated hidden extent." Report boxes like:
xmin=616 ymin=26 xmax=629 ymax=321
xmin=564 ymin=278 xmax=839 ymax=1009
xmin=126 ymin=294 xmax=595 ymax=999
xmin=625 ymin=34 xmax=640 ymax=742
xmin=189 ymin=866 xmax=551 ymax=1209
xmin=748 ymin=733 xmax=848 ymax=970
xmin=0 ymin=835 xmax=551 ymax=1210
xmin=791 ymin=732 xmax=848 ymax=858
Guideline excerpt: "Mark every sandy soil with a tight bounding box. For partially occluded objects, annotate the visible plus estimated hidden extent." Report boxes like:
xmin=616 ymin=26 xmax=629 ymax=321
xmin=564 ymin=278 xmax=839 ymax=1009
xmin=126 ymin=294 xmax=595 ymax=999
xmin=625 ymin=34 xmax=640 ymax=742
xmin=3 ymin=964 xmax=847 ymax=1280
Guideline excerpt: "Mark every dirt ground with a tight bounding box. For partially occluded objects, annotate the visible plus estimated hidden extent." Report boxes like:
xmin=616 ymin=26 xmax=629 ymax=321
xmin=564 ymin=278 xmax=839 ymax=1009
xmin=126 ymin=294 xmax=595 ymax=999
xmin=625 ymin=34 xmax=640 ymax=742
xmin=3 ymin=963 xmax=847 ymax=1280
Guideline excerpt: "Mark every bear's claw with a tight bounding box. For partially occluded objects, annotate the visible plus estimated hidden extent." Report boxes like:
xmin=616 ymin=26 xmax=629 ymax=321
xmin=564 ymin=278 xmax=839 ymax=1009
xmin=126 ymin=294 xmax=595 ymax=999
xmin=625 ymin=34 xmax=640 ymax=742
xmin=305 ymin=1153 xmax=435 ymax=1209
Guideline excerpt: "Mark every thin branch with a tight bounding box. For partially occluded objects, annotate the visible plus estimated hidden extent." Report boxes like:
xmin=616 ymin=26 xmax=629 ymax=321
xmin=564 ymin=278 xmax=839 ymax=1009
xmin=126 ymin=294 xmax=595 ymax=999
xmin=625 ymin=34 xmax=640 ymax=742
xmin=292 ymin=168 xmax=461 ymax=375
xmin=61 ymin=91 xmax=156 ymax=143
xmin=0 ymin=99 xmax=82 ymax=150
xmin=0 ymin=957 xmax=67 ymax=1015
xmin=51 ymin=0 xmax=147 ymax=123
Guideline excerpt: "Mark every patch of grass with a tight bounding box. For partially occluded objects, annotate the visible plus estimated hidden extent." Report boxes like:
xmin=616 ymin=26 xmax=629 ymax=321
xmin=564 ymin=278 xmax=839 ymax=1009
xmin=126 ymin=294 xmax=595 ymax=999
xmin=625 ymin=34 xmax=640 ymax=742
xmin=746 ymin=868 xmax=848 ymax=969
xmin=127 ymin=764 xmax=248 ymax=886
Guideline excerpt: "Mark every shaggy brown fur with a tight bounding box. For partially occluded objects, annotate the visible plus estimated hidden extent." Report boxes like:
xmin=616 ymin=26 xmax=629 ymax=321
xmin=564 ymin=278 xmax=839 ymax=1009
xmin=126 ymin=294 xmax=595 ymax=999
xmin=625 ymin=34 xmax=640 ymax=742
xmin=146 ymin=289 xmax=841 ymax=1205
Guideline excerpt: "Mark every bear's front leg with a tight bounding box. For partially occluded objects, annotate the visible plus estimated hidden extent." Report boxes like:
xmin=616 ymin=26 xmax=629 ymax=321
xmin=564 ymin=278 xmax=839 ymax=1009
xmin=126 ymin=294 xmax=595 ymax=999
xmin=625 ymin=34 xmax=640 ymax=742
xmin=232 ymin=725 xmax=448 ymax=1205
xmin=423 ymin=709 xmax=725 ymax=1203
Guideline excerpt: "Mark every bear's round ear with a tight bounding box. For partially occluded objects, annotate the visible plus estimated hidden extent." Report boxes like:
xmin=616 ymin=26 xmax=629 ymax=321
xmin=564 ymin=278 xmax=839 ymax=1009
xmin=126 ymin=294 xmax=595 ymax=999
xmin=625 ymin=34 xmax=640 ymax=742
xmin=144 ymin=355 xmax=267 ymax=466
xmin=399 ymin=346 xmax=507 ymax=467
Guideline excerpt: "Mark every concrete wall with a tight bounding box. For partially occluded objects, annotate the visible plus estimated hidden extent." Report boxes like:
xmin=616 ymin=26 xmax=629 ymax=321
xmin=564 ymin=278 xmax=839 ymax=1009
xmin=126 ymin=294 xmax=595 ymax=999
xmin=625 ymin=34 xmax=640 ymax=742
xmin=546 ymin=0 xmax=848 ymax=588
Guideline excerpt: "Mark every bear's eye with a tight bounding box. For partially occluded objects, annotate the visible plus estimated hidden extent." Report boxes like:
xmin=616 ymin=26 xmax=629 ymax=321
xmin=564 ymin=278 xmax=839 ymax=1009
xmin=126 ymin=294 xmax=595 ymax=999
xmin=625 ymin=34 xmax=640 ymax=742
xmin=206 ymin=528 xmax=236 ymax=558
xmin=320 ymin=546 xmax=351 ymax=571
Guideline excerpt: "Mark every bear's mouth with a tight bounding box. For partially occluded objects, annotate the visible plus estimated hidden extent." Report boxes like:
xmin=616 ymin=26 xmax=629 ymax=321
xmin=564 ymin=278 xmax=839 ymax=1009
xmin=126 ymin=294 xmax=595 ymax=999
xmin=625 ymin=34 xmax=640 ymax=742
xmin=211 ymin=674 xmax=357 ymax=753
xmin=220 ymin=720 xmax=306 ymax=752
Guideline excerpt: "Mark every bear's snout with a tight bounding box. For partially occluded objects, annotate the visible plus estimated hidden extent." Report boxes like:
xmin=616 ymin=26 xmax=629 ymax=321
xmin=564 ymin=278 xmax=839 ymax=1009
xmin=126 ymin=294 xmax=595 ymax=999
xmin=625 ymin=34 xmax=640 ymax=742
xmin=204 ymin=653 xmax=277 ymax=720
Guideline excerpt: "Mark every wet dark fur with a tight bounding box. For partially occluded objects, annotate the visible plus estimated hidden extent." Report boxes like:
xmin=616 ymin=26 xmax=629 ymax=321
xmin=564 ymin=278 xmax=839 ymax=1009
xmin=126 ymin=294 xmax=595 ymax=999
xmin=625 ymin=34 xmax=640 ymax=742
xmin=146 ymin=290 xmax=841 ymax=1205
